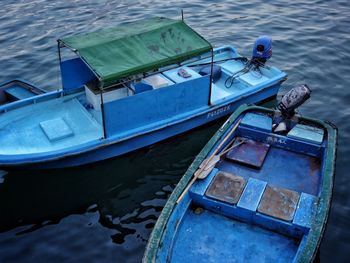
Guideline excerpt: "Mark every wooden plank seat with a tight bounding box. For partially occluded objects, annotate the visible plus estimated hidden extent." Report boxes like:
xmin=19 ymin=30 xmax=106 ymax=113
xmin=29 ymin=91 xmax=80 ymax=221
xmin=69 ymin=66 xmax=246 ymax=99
xmin=205 ymin=171 xmax=246 ymax=205
xmin=190 ymin=169 xmax=318 ymax=237
xmin=225 ymin=138 xmax=270 ymax=168
xmin=258 ymin=185 xmax=300 ymax=222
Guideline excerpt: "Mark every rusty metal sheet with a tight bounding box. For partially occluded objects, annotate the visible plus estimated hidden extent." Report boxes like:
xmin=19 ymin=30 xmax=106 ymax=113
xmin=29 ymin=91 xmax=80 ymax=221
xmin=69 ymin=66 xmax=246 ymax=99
xmin=205 ymin=171 xmax=246 ymax=204
xmin=258 ymin=185 xmax=300 ymax=221
xmin=225 ymin=138 xmax=270 ymax=169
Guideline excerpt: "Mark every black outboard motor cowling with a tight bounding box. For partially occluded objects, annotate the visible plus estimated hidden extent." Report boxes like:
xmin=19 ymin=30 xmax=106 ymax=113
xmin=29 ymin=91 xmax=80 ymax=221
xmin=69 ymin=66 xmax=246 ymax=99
xmin=278 ymin=84 xmax=311 ymax=117
xmin=273 ymin=84 xmax=312 ymax=134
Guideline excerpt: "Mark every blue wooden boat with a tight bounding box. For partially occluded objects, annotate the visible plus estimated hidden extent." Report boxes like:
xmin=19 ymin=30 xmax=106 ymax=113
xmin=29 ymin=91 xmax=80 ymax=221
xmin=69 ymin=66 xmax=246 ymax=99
xmin=0 ymin=79 xmax=45 ymax=105
xmin=143 ymin=101 xmax=337 ymax=262
xmin=0 ymin=17 xmax=286 ymax=169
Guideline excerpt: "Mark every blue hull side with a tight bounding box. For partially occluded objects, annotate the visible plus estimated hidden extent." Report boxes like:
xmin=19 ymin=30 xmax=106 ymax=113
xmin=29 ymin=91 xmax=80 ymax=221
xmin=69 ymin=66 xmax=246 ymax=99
xmin=3 ymin=84 xmax=280 ymax=169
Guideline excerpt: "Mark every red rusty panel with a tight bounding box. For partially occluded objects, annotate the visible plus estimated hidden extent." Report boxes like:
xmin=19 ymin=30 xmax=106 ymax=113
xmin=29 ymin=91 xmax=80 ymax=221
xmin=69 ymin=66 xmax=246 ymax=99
xmin=225 ymin=138 xmax=270 ymax=169
xmin=258 ymin=185 xmax=300 ymax=221
xmin=205 ymin=171 xmax=246 ymax=204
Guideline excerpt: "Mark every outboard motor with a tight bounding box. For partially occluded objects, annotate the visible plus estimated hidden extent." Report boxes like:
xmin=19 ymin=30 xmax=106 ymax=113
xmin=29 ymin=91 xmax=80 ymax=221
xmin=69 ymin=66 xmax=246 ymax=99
xmin=252 ymin=36 xmax=272 ymax=65
xmin=224 ymin=36 xmax=272 ymax=88
xmin=278 ymin=84 xmax=311 ymax=117
xmin=273 ymin=84 xmax=312 ymax=133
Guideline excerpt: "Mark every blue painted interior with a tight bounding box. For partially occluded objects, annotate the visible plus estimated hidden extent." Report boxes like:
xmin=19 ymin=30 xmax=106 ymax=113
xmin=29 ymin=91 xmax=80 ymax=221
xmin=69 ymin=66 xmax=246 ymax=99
xmin=60 ymin=58 xmax=96 ymax=91
xmin=130 ymin=82 xmax=153 ymax=94
xmin=190 ymin=168 xmax=306 ymax=238
xmin=157 ymin=110 xmax=327 ymax=262
xmin=238 ymin=126 xmax=324 ymax=158
xmin=163 ymin=66 xmax=201 ymax=83
xmin=239 ymin=71 xmax=270 ymax=86
xmin=0 ymin=90 xmax=61 ymax=114
xmin=206 ymin=68 xmax=249 ymax=103
xmin=218 ymin=147 xmax=321 ymax=196
xmin=220 ymin=59 xmax=245 ymax=74
xmin=0 ymin=79 xmax=46 ymax=106
xmin=198 ymin=64 xmax=222 ymax=82
xmin=39 ymin=117 xmax=74 ymax=142
xmin=0 ymin=94 xmax=102 ymax=155
xmin=293 ymin=193 xmax=318 ymax=230
xmin=189 ymin=49 xmax=284 ymax=105
xmin=241 ymin=112 xmax=272 ymax=132
xmin=190 ymin=168 xmax=219 ymax=196
xmin=288 ymin=124 xmax=324 ymax=144
xmin=4 ymin=85 xmax=37 ymax=100
xmin=237 ymin=178 xmax=267 ymax=212
xmin=166 ymin=209 xmax=299 ymax=263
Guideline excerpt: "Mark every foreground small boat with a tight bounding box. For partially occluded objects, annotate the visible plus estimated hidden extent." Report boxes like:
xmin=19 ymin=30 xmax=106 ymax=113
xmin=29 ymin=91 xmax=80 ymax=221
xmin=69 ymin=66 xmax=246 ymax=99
xmin=0 ymin=17 xmax=286 ymax=169
xmin=144 ymin=100 xmax=337 ymax=262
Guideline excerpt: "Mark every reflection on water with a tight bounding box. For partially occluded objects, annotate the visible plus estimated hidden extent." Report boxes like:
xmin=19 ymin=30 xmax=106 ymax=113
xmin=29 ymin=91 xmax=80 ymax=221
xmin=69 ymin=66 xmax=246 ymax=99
xmin=0 ymin=120 xmax=222 ymax=262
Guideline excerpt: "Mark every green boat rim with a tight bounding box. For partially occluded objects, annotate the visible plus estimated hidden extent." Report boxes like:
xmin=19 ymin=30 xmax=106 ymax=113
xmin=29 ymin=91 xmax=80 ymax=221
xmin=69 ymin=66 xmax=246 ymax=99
xmin=142 ymin=104 xmax=338 ymax=263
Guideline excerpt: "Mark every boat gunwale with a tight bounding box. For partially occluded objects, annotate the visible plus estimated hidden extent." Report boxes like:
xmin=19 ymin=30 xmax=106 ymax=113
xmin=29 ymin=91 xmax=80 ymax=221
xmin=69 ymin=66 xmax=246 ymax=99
xmin=142 ymin=104 xmax=338 ymax=263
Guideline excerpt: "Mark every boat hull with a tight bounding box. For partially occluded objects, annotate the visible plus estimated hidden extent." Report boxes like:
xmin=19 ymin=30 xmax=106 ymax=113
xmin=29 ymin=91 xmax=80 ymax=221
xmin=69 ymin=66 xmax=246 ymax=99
xmin=143 ymin=105 xmax=337 ymax=263
xmin=0 ymin=84 xmax=280 ymax=169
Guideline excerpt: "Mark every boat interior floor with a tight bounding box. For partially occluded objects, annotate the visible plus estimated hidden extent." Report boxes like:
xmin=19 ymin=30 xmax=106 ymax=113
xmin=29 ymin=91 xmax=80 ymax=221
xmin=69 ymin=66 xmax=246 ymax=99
xmin=188 ymin=51 xmax=279 ymax=104
xmin=187 ymin=131 xmax=322 ymax=242
xmin=170 ymin=208 xmax=299 ymax=263
xmin=217 ymin=146 xmax=321 ymax=196
xmin=0 ymin=93 xmax=102 ymax=155
xmin=210 ymin=63 xmax=274 ymax=104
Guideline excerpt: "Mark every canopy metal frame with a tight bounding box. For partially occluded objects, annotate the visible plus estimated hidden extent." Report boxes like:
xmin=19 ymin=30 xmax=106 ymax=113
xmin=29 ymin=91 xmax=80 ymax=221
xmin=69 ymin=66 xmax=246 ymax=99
xmin=57 ymin=18 xmax=215 ymax=139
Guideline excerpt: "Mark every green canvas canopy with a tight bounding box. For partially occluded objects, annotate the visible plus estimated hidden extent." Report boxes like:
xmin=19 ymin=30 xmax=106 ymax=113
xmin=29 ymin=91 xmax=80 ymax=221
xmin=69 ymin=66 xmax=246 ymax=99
xmin=59 ymin=17 xmax=212 ymax=88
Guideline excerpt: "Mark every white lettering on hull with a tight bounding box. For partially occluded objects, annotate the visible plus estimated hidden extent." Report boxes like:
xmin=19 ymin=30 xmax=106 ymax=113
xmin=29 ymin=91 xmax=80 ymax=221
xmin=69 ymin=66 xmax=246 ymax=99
xmin=207 ymin=105 xmax=231 ymax=118
xmin=266 ymin=136 xmax=287 ymax=145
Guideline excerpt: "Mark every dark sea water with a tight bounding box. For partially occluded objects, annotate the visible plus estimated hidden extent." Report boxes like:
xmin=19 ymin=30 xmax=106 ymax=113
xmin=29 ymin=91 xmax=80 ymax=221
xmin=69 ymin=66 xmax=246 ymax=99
xmin=0 ymin=0 xmax=349 ymax=262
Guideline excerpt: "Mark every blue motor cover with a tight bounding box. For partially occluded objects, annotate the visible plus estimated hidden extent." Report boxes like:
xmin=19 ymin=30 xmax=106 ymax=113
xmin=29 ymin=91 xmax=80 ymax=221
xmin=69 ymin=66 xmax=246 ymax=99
xmin=199 ymin=64 xmax=222 ymax=82
xmin=252 ymin=36 xmax=272 ymax=60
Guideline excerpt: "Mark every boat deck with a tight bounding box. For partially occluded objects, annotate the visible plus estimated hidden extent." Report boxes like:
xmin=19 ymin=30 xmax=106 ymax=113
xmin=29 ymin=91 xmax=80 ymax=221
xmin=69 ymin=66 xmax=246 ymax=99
xmin=0 ymin=94 xmax=102 ymax=155
xmin=192 ymin=57 xmax=279 ymax=104
xmin=169 ymin=208 xmax=299 ymax=263
xmin=217 ymin=146 xmax=321 ymax=196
